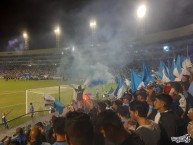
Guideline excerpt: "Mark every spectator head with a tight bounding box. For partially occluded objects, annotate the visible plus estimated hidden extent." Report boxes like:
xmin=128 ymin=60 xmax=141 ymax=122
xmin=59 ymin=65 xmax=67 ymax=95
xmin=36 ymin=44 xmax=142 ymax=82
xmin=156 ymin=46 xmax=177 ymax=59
xmin=112 ymin=100 xmax=122 ymax=111
xmin=129 ymin=100 xmax=149 ymax=120
xmin=171 ymin=82 xmax=183 ymax=94
xmin=65 ymin=111 xmax=93 ymax=145
xmin=117 ymin=106 xmax=128 ymax=118
xmin=154 ymin=94 xmax=173 ymax=111
xmin=137 ymin=92 xmax=147 ymax=102
xmin=181 ymin=81 xmax=190 ymax=91
xmin=15 ymin=127 xmax=23 ymax=135
xmin=121 ymin=94 xmax=132 ymax=104
xmin=53 ymin=117 xmax=66 ymax=141
xmin=96 ymin=110 xmax=123 ymax=142
xmin=181 ymin=75 xmax=190 ymax=82
xmin=97 ymin=102 xmax=106 ymax=113
xmin=28 ymin=126 xmax=41 ymax=144
xmin=146 ymin=91 xmax=156 ymax=105
xmin=95 ymin=110 xmax=144 ymax=145
xmin=35 ymin=122 xmax=44 ymax=131
xmin=104 ymin=100 xmax=111 ymax=108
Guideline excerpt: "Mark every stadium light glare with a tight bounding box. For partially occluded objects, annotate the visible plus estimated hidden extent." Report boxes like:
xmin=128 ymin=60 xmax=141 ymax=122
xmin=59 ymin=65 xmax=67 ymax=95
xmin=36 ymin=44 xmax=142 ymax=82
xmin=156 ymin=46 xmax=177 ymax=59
xmin=163 ymin=45 xmax=170 ymax=52
xmin=137 ymin=4 xmax=147 ymax=18
xmin=54 ymin=27 xmax=60 ymax=35
xmin=89 ymin=20 xmax=97 ymax=29
xmin=23 ymin=32 xmax=28 ymax=39
xmin=23 ymin=32 xmax=29 ymax=49
xmin=54 ymin=26 xmax=61 ymax=49
xmin=72 ymin=47 xmax=75 ymax=52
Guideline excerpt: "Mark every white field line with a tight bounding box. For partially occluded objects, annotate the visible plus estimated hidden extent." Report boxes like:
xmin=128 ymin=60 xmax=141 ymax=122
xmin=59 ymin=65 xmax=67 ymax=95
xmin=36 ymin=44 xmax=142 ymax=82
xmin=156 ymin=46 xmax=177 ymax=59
xmin=0 ymin=91 xmax=25 ymax=96
xmin=0 ymin=102 xmax=25 ymax=109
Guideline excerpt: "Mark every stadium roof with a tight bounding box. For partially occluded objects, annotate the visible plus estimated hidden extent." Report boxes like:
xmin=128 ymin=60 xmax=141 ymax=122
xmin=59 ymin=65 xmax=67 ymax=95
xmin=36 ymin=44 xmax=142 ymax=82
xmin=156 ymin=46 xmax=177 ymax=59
xmin=0 ymin=48 xmax=65 ymax=57
xmin=138 ymin=23 xmax=193 ymax=44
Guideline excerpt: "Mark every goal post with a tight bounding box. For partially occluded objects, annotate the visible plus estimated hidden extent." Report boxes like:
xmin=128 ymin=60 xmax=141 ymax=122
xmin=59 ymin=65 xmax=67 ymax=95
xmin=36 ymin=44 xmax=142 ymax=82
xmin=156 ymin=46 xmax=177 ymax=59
xmin=26 ymin=85 xmax=75 ymax=114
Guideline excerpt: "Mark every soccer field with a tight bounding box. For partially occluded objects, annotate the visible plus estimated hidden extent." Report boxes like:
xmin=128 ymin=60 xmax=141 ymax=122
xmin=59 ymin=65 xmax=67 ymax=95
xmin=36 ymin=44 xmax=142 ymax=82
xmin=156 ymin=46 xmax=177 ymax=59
xmin=0 ymin=79 xmax=116 ymax=121
xmin=0 ymin=79 xmax=74 ymax=121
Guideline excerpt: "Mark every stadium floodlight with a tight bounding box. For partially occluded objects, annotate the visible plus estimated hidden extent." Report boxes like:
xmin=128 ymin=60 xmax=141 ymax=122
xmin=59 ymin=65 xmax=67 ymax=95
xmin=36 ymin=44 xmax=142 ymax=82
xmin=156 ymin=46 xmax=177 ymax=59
xmin=137 ymin=4 xmax=147 ymax=18
xmin=54 ymin=27 xmax=60 ymax=35
xmin=72 ymin=47 xmax=75 ymax=52
xmin=89 ymin=19 xmax=97 ymax=47
xmin=23 ymin=32 xmax=28 ymax=39
xmin=23 ymin=32 xmax=29 ymax=49
xmin=89 ymin=20 xmax=97 ymax=29
xmin=54 ymin=26 xmax=61 ymax=49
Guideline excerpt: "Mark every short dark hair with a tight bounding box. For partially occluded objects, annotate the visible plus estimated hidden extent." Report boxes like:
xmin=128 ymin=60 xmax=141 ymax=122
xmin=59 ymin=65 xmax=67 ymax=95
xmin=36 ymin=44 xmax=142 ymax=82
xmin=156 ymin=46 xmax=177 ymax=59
xmin=96 ymin=110 xmax=123 ymax=130
xmin=65 ymin=111 xmax=93 ymax=145
xmin=122 ymin=94 xmax=132 ymax=102
xmin=138 ymin=92 xmax=147 ymax=100
xmin=181 ymin=81 xmax=190 ymax=91
xmin=183 ymin=75 xmax=190 ymax=81
xmin=171 ymin=82 xmax=183 ymax=93
xmin=53 ymin=117 xmax=66 ymax=135
xmin=129 ymin=100 xmax=149 ymax=117
xmin=97 ymin=102 xmax=106 ymax=112
xmin=112 ymin=100 xmax=122 ymax=106
xmin=155 ymin=94 xmax=173 ymax=110
xmin=35 ymin=122 xmax=44 ymax=129
xmin=104 ymin=100 xmax=111 ymax=107
xmin=117 ymin=106 xmax=128 ymax=117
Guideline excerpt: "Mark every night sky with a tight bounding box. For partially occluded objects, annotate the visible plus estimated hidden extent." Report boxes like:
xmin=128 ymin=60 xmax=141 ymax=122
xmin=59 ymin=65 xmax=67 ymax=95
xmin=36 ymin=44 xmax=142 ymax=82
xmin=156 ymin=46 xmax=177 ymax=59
xmin=1 ymin=0 xmax=193 ymax=51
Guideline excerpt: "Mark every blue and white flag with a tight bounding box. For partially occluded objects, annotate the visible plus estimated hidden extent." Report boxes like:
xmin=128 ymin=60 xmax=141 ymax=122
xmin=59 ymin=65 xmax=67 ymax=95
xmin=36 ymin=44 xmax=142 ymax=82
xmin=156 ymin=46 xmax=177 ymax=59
xmin=141 ymin=64 xmax=155 ymax=85
xmin=173 ymin=55 xmax=182 ymax=81
xmin=117 ymin=84 xmax=127 ymax=99
xmin=181 ymin=56 xmax=192 ymax=76
xmin=108 ymin=87 xmax=114 ymax=94
xmin=130 ymin=69 xmax=144 ymax=93
xmin=167 ymin=59 xmax=175 ymax=81
xmin=158 ymin=61 xmax=170 ymax=83
xmin=114 ymin=75 xmax=124 ymax=96
xmin=54 ymin=99 xmax=65 ymax=114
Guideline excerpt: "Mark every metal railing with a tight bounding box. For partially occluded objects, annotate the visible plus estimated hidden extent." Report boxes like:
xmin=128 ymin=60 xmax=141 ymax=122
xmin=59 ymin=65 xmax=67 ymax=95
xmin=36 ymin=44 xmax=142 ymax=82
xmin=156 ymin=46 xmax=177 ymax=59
xmin=0 ymin=110 xmax=50 ymax=129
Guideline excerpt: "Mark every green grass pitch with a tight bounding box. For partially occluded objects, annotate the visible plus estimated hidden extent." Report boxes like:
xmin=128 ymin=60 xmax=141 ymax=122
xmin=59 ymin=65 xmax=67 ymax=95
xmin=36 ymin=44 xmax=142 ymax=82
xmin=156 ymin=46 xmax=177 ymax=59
xmin=0 ymin=79 xmax=116 ymax=122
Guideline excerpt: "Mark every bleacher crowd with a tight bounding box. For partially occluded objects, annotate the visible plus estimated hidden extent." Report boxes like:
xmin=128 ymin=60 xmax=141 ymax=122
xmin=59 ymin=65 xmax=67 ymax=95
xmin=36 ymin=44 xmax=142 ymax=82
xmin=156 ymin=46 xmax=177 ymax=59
xmin=0 ymin=59 xmax=193 ymax=145
xmin=0 ymin=66 xmax=56 ymax=80
xmin=1 ymin=68 xmax=193 ymax=145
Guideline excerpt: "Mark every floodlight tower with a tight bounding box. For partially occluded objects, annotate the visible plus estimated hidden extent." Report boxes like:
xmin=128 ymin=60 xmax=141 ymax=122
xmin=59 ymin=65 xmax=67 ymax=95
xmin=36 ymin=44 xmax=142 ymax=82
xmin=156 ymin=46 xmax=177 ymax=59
xmin=137 ymin=4 xmax=147 ymax=38
xmin=89 ymin=19 xmax=97 ymax=47
xmin=54 ymin=26 xmax=61 ymax=49
xmin=23 ymin=32 xmax=29 ymax=50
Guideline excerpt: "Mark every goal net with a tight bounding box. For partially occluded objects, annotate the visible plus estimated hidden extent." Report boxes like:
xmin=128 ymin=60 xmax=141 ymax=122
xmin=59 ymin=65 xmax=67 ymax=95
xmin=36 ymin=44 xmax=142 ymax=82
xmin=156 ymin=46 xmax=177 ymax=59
xmin=26 ymin=85 xmax=76 ymax=114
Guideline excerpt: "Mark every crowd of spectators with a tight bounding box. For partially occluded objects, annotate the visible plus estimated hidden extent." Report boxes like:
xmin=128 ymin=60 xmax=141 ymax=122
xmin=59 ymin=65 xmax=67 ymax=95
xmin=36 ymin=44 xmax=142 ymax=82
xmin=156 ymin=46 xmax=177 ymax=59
xmin=1 ymin=68 xmax=193 ymax=145
xmin=0 ymin=65 xmax=57 ymax=80
xmin=1 ymin=66 xmax=193 ymax=145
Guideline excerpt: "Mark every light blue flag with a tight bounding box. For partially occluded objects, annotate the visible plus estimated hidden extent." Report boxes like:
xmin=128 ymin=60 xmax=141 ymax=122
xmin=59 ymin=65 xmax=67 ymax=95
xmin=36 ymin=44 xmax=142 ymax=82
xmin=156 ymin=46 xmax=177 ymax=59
xmin=130 ymin=69 xmax=144 ymax=93
xmin=114 ymin=75 xmax=124 ymax=96
xmin=167 ymin=59 xmax=175 ymax=81
xmin=141 ymin=64 xmax=155 ymax=85
xmin=108 ymin=87 xmax=114 ymax=94
xmin=158 ymin=61 xmax=165 ymax=79
xmin=54 ymin=99 xmax=65 ymax=114
xmin=181 ymin=55 xmax=192 ymax=75
xmin=173 ymin=55 xmax=183 ymax=80
xmin=157 ymin=61 xmax=170 ymax=82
